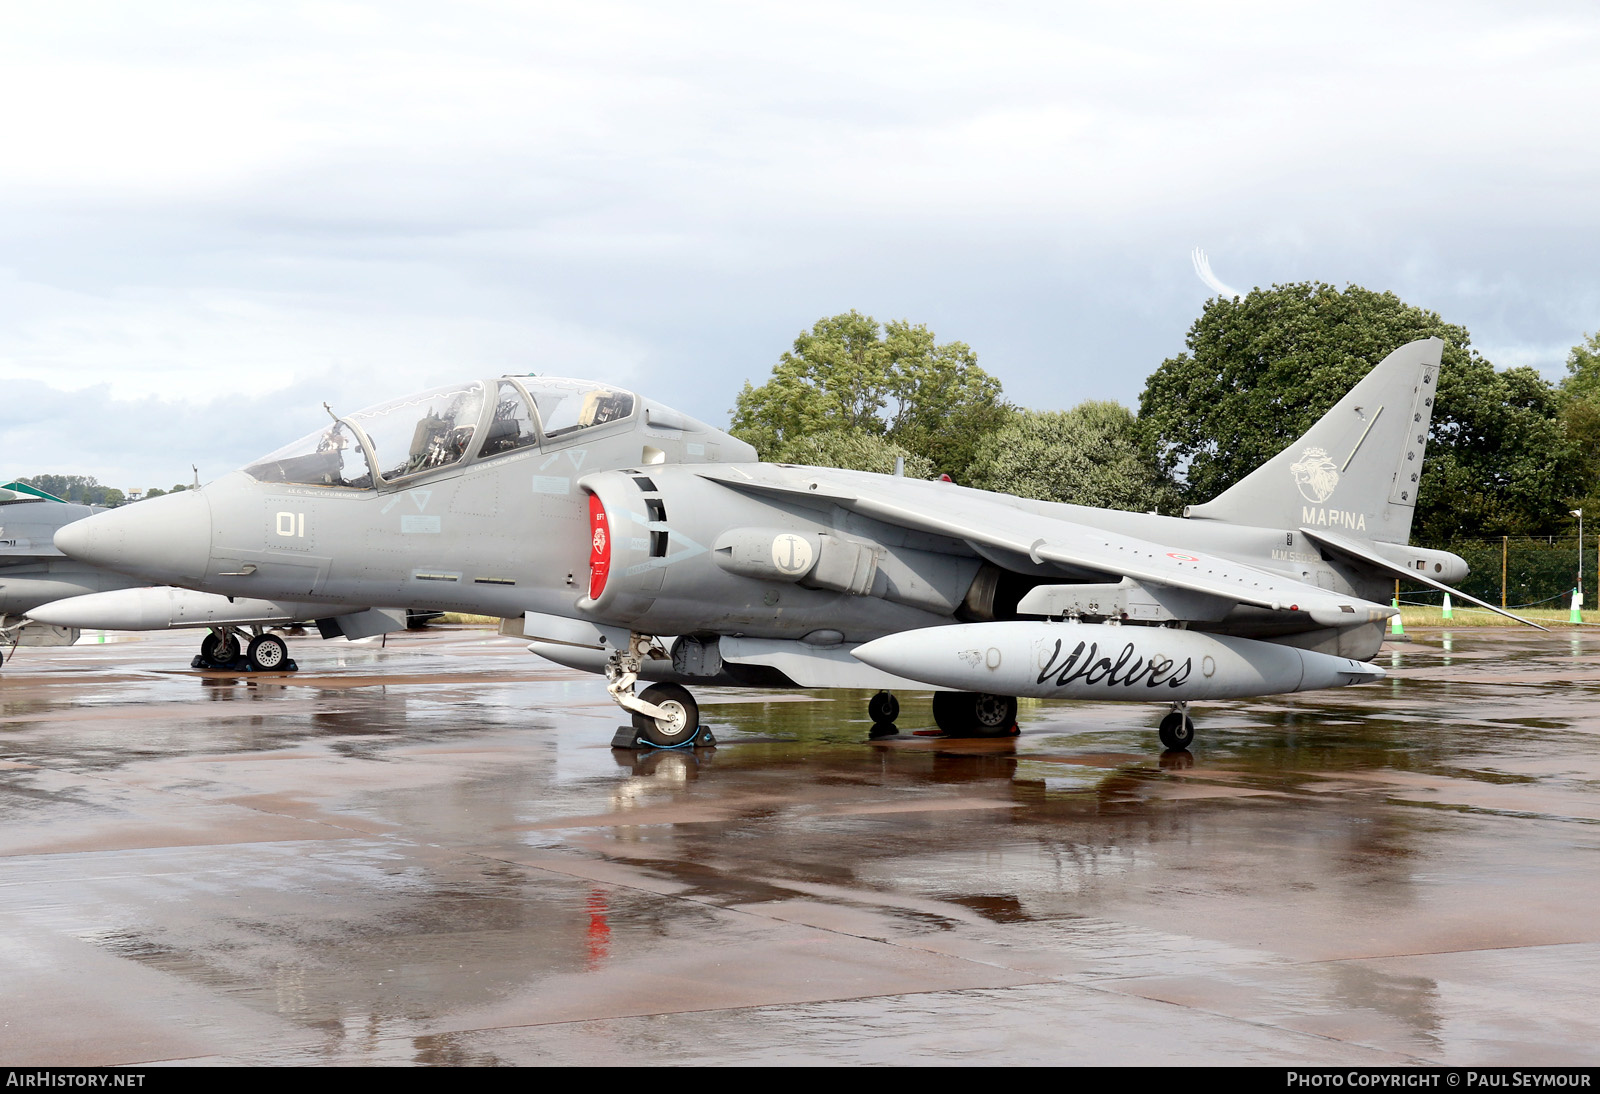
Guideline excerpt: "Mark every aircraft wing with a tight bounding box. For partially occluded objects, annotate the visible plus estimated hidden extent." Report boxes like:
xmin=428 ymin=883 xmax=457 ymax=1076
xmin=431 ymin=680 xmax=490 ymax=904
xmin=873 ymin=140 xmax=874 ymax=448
xmin=698 ymin=467 xmax=1394 ymax=627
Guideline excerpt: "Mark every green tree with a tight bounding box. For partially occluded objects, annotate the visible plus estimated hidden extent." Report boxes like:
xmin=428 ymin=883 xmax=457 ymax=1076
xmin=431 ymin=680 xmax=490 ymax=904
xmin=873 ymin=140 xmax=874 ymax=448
xmin=1564 ymin=330 xmax=1600 ymax=403
xmin=773 ymin=429 xmax=935 ymax=477
xmin=731 ymin=311 xmax=1012 ymax=480
xmin=1138 ymin=283 xmax=1587 ymax=542
xmin=16 ymin=474 xmax=123 ymax=506
xmin=966 ymin=401 xmax=1181 ymax=513
xmin=1559 ymin=330 xmax=1600 ymax=526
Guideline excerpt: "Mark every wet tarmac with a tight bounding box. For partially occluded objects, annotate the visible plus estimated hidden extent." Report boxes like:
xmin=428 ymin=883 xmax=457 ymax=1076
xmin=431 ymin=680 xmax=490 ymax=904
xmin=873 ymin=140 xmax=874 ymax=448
xmin=1 ymin=625 xmax=1598 ymax=1066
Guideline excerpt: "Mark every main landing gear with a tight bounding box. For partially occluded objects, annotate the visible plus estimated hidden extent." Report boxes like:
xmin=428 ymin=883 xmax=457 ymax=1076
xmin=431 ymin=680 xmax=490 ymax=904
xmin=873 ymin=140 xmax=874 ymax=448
xmin=933 ymin=691 xmax=1020 ymax=738
xmin=1158 ymin=702 xmax=1195 ymax=751
xmin=605 ymin=633 xmax=712 ymax=749
xmin=866 ymin=690 xmax=1019 ymax=739
xmin=193 ymin=626 xmax=298 ymax=672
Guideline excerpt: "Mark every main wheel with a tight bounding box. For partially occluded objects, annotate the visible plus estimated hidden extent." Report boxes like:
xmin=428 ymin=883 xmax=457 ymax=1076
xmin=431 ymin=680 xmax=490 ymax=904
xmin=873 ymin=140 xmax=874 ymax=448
xmin=931 ymin=691 xmax=964 ymax=735
xmin=867 ymin=691 xmax=899 ymax=723
xmin=971 ymin=693 xmax=1019 ymax=738
xmin=932 ymin=692 xmax=1018 ymax=737
xmin=1158 ymin=711 xmax=1195 ymax=751
xmin=247 ymin=634 xmax=290 ymax=671
xmin=631 ymin=683 xmax=700 ymax=747
xmin=200 ymin=632 xmax=241 ymax=666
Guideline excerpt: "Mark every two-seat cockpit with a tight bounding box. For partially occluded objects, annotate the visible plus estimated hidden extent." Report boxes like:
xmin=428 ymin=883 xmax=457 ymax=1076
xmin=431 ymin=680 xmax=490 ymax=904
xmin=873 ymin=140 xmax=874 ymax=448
xmin=245 ymin=377 xmax=642 ymax=490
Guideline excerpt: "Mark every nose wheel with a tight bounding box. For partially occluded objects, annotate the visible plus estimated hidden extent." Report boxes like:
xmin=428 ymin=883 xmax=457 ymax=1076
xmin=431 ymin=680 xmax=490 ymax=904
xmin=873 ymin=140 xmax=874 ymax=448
xmin=1158 ymin=704 xmax=1195 ymax=751
xmin=606 ymin=633 xmax=711 ymax=749
xmin=630 ymin=683 xmax=701 ymax=747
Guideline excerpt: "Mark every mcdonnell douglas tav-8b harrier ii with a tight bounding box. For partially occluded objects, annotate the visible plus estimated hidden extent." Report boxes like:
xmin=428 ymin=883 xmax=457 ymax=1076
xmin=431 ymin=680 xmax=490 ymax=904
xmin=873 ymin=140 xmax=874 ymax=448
xmin=52 ymin=340 xmax=1525 ymax=750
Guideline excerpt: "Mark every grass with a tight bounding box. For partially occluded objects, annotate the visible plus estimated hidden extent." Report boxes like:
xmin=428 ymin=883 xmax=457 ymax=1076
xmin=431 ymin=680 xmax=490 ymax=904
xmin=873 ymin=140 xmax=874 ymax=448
xmin=1395 ymin=604 xmax=1597 ymax=628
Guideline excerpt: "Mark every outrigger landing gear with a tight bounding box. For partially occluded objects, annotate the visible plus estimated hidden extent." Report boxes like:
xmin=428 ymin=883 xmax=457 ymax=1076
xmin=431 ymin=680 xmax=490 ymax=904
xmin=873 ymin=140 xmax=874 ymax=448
xmin=1158 ymin=703 xmax=1195 ymax=751
xmin=867 ymin=690 xmax=900 ymax=739
xmin=868 ymin=691 xmax=899 ymax=724
xmin=193 ymin=626 xmax=298 ymax=672
xmin=605 ymin=633 xmax=712 ymax=749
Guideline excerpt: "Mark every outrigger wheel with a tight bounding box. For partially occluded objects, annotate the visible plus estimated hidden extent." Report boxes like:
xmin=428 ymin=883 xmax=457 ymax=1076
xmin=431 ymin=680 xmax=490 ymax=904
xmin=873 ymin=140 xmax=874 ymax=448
xmin=1158 ymin=708 xmax=1196 ymax=751
xmin=631 ymin=682 xmax=701 ymax=748
xmin=867 ymin=691 xmax=899 ymax=724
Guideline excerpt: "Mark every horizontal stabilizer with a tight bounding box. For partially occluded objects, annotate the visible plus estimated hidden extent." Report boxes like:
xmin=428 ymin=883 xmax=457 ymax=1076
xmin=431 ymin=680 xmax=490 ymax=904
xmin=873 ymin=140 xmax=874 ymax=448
xmin=1301 ymin=527 xmax=1548 ymax=631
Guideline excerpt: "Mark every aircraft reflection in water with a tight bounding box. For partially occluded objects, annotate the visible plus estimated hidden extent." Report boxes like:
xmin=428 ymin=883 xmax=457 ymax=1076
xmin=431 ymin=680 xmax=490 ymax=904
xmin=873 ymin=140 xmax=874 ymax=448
xmin=52 ymin=342 xmax=1530 ymax=751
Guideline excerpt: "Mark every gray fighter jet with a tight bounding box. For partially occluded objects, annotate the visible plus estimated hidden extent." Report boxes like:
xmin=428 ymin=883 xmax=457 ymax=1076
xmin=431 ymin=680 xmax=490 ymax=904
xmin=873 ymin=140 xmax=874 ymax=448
xmin=1 ymin=484 xmax=414 ymax=670
xmin=51 ymin=344 xmax=1523 ymax=750
xmin=0 ymin=484 xmax=141 ymax=663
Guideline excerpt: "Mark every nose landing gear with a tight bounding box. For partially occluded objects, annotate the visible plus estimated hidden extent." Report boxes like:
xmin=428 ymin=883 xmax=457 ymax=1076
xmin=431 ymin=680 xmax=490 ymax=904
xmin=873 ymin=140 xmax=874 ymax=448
xmin=605 ymin=633 xmax=712 ymax=749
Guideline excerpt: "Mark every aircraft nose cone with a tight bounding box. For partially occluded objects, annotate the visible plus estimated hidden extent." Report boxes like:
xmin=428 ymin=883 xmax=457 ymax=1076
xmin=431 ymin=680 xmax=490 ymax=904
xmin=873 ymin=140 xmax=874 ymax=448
xmin=53 ymin=490 xmax=213 ymax=584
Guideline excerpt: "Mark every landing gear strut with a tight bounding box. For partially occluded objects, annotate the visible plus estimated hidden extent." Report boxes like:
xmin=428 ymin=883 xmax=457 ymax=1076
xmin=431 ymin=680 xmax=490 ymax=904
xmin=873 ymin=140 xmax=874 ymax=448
xmin=0 ymin=614 xmax=26 ymax=669
xmin=606 ymin=633 xmax=710 ymax=749
xmin=1158 ymin=703 xmax=1195 ymax=751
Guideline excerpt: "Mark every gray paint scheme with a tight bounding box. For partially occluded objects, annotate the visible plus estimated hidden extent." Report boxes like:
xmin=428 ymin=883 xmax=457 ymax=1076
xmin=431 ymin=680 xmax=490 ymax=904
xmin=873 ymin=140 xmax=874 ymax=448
xmin=1 ymin=495 xmax=409 ymax=661
xmin=48 ymin=345 xmax=1507 ymax=732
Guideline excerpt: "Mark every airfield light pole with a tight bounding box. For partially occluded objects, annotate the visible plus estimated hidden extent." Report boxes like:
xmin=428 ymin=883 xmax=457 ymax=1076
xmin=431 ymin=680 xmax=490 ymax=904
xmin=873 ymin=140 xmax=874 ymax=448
xmin=1574 ymin=509 xmax=1585 ymax=611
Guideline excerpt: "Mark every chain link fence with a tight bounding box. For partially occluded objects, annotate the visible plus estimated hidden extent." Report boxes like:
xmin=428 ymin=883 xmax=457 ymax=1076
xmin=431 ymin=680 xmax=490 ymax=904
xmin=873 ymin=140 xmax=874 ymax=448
xmin=1420 ymin=537 xmax=1595 ymax=609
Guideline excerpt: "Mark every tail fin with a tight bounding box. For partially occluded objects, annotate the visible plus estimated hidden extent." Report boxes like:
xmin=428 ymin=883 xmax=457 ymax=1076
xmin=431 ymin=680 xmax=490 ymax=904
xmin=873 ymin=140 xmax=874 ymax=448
xmin=1183 ymin=337 xmax=1442 ymax=544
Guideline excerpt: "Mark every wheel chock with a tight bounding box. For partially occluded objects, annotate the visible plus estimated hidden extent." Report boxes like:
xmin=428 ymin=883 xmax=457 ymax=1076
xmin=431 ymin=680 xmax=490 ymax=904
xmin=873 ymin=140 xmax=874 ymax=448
xmin=611 ymin=725 xmax=717 ymax=750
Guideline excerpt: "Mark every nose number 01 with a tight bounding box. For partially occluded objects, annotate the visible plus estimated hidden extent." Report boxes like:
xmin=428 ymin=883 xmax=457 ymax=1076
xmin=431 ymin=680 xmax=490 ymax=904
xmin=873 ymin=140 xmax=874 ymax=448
xmin=276 ymin=512 xmax=306 ymax=538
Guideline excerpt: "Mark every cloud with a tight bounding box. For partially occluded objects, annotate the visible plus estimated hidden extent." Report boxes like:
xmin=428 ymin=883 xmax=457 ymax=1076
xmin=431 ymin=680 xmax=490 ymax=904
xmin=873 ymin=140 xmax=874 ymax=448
xmin=1 ymin=2 xmax=1598 ymax=482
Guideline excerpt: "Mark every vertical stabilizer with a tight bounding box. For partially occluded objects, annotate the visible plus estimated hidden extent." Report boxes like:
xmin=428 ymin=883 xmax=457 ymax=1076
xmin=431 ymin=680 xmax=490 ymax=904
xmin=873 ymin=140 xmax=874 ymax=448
xmin=1183 ymin=338 xmax=1442 ymax=544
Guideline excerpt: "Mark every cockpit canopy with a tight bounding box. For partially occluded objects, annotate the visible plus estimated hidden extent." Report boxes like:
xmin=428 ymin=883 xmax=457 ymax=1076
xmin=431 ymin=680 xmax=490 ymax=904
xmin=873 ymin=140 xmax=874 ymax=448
xmin=245 ymin=377 xmax=638 ymax=489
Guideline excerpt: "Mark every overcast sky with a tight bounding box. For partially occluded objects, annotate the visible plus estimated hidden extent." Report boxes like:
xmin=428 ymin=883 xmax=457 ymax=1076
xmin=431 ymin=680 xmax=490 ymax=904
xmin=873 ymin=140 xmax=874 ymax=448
xmin=2 ymin=1 xmax=1597 ymax=488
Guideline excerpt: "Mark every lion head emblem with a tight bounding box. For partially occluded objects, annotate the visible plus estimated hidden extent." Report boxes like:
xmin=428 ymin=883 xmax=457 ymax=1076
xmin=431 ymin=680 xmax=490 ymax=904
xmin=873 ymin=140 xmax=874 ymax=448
xmin=1290 ymin=446 xmax=1339 ymax=503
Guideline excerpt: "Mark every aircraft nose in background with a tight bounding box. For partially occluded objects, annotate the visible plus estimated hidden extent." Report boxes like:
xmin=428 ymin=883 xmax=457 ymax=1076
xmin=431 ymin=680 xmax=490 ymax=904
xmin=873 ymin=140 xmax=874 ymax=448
xmin=53 ymin=489 xmax=214 ymax=585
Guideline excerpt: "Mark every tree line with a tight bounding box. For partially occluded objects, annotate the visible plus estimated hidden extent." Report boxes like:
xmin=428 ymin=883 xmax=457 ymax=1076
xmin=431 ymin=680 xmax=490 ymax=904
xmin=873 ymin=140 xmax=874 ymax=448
xmin=6 ymin=476 xmax=191 ymax=507
xmin=731 ymin=286 xmax=1600 ymax=545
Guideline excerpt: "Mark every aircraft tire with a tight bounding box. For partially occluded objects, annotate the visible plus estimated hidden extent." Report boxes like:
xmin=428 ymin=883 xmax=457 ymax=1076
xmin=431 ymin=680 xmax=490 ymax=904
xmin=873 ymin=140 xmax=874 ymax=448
xmin=931 ymin=691 xmax=965 ymax=735
xmin=867 ymin=691 xmax=899 ymax=724
xmin=247 ymin=634 xmax=290 ymax=672
xmin=932 ymin=691 xmax=1017 ymax=737
xmin=632 ymin=683 xmax=700 ymax=747
xmin=201 ymin=632 xmax=241 ymax=666
xmin=1158 ymin=712 xmax=1195 ymax=751
xmin=971 ymin=693 xmax=1018 ymax=738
